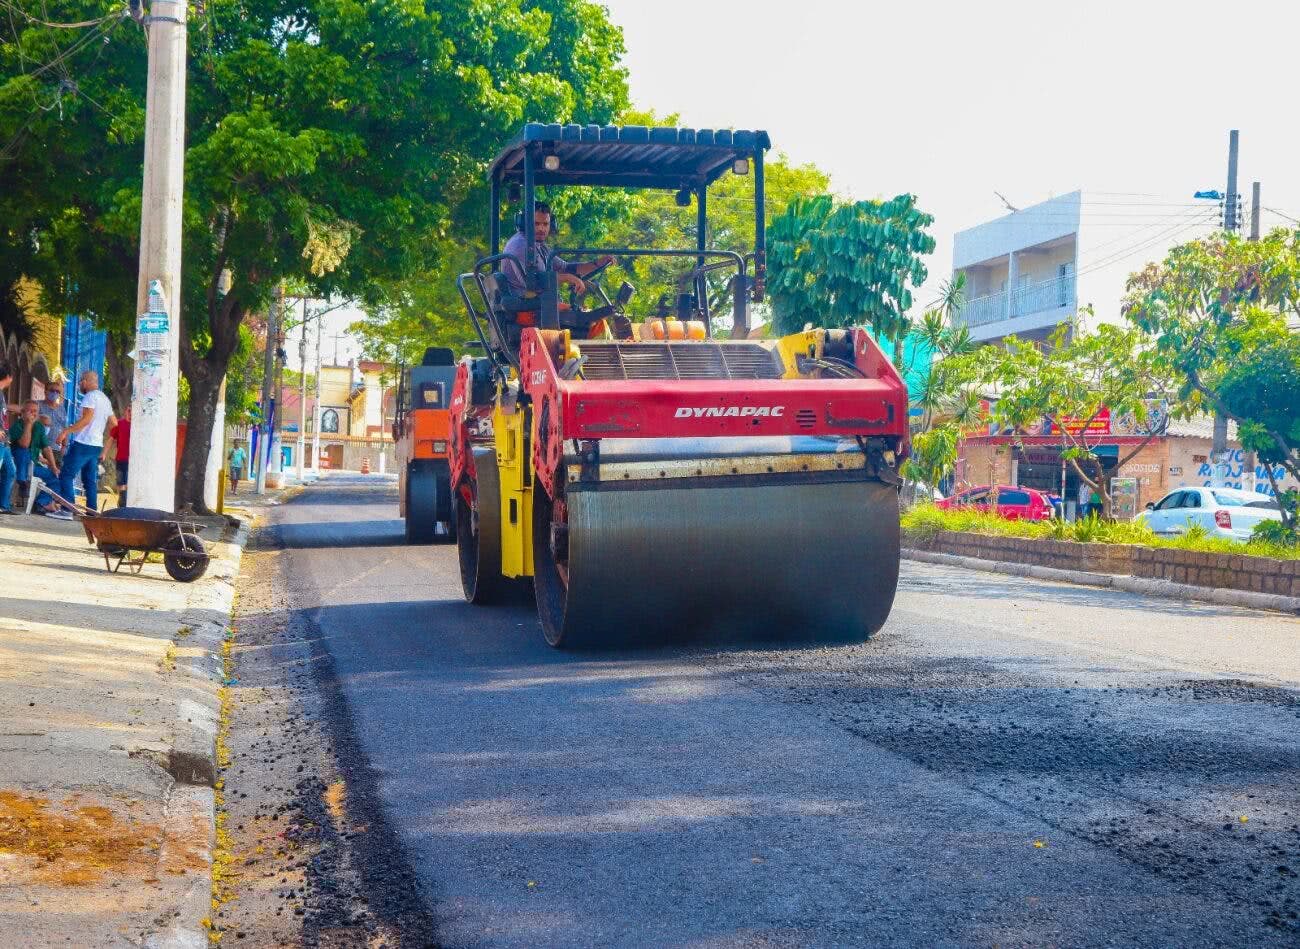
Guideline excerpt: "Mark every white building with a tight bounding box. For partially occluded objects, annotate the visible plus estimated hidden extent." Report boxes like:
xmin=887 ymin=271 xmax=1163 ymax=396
xmin=951 ymin=190 xmax=1220 ymax=346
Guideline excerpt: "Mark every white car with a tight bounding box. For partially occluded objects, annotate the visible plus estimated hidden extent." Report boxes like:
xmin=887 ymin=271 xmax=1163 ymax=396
xmin=1136 ymin=486 xmax=1283 ymax=541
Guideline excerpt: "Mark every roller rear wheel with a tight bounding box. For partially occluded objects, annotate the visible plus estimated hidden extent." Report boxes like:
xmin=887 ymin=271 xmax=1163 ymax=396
xmin=457 ymin=447 xmax=506 ymax=604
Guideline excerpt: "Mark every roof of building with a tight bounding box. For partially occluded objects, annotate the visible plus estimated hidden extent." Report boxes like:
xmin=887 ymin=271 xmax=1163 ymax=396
xmin=489 ymin=123 xmax=771 ymax=189
xmin=1165 ymin=414 xmax=1238 ymax=440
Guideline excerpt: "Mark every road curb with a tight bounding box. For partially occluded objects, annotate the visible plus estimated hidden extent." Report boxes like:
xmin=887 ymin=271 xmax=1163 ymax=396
xmin=135 ymin=521 xmax=249 ymax=949
xmin=902 ymin=548 xmax=1300 ymax=616
xmin=168 ymin=521 xmax=249 ymax=787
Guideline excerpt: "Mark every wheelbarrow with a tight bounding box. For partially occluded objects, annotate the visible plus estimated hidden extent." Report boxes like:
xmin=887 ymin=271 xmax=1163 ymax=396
xmin=79 ymin=508 xmax=210 ymax=582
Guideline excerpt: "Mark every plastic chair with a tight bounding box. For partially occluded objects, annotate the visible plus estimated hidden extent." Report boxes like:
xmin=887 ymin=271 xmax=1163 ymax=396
xmin=25 ymin=477 xmax=44 ymax=515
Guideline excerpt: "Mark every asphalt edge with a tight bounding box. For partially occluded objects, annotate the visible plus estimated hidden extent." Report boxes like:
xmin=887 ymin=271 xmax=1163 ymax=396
xmin=902 ymin=547 xmax=1300 ymax=616
xmin=141 ymin=519 xmax=250 ymax=949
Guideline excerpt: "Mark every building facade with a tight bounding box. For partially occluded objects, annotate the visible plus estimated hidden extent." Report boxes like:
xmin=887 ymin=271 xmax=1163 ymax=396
xmin=950 ymin=191 xmax=1220 ymax=347
xmin=276 ymin=360 xmax=397 ymax=472
xmin=955 ymin=415 xmax=1298 ymax=518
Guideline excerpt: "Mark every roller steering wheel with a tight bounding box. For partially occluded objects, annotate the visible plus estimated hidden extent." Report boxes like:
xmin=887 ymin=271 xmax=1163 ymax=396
xmin=567 ymin=258 xmax=614 ymax=312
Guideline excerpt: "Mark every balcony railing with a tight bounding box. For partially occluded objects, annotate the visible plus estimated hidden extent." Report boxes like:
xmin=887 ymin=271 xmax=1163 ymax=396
xmin=956 ymin=273 xmax=1076 ymax=328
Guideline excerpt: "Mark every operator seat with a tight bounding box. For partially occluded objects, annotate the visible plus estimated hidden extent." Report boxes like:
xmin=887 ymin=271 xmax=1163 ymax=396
xmin=481 ymin=272 xmax=610 ymax=352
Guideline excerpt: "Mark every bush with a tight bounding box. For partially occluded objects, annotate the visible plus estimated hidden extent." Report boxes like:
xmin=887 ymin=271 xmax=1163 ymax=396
xmin=901 ymin=503 xmax=1299 ymax=560
xmin=1250 ymin=518 xmax=1298 ymax=549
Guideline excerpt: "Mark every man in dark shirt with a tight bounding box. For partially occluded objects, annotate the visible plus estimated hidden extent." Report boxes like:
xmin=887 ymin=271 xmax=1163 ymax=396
xmin=8 ymin=400 xmax=60 ymax=514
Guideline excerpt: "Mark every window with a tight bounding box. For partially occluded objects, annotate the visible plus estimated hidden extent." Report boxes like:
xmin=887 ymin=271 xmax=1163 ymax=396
xmin=1182 ymin=490 xmax=1201 ymax=509
xmin=998 ymin=490 xmax=1030 ymax=505
xmin=321 ymin=408 xmax=339 ymax=433
xmin=1213 ymin=489 xmax=1280 ymax=510
xmin=1155 ymin=491 xmax=1186 ymax=511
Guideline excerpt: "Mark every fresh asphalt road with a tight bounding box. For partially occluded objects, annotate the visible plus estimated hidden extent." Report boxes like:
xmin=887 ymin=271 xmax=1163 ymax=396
xmin=262 ymin=475 xmax=1300 ymax=948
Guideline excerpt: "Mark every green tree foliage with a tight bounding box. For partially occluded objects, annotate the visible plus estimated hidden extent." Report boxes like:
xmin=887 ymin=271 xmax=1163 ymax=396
xmin=766 ymin=193 xmax=936 ymax=340
xmin=351 ymin=104 xmax=830 ymax=359
xmin=0 ymin=0 xmax=627 ymax=510
xmin=899 ymin=277 xmax=985 ymax=493
xmin=1124 ymin=228 xmax=1300 ymax=525
xmin=980 ymin=318 xmax=1176 ymax=509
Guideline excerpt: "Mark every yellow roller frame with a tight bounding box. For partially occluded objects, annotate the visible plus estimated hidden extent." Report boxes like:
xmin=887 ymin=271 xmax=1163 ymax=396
xmin=493 ymin=394 xmax=534 ymax=579
xmin=774 ymin=328 xmax=824 ymax=378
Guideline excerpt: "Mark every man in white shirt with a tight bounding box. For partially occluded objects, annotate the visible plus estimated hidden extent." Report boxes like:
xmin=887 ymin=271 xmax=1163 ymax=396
xmin=50 ymin=371 xmax=117 ymax=517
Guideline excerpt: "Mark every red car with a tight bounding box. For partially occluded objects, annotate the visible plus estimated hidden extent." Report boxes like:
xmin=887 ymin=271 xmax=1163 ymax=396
xmin=936 ymin=484 xmax=1056 ymax=521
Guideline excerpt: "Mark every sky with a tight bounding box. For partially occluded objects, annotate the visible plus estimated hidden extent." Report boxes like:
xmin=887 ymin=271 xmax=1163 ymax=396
xmin=598 ymin=0 xmax=1300 ymax=311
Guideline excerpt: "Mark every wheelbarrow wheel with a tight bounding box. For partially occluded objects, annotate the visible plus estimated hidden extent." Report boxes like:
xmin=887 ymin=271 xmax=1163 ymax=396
xmin=164 ymin=533 xmax=208 ymax=583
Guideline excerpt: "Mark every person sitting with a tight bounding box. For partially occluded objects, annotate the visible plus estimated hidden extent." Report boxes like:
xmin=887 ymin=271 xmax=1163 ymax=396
xmin=40 ymin=387 xmax=65 ymax=467
xmin=9 ymin=400 xmax=61 ymax=514
xmin=501 ymin=202 xmax=615 ymax=336
xmin=0 ymin=366 xmax=13 ymax=513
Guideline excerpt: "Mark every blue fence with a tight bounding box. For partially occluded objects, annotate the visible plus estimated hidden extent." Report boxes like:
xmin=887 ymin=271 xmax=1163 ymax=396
xmin=60 ymin=314 xmax=107 ymax=426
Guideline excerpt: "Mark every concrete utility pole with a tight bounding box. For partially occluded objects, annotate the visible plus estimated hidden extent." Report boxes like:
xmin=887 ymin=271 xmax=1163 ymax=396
xmin=127 ymin=0 xmax=188 ymax=511
xmin=311 ymin=313 xmax=323 ymax=474
xmin=203 ymin=268 xmax=232 ymax=511
xmin=1250 ymin=181 xmax=1261 ymax=241
xmin=296 ymin=299 xmax=309 ymax=483
xmin=255 ymin=286 xmax=282 ymax=495
xmin=1211 ymin=130 xmax=1239 ymax=485
xmin=1243 ymin=180 xmax=1262 ymax=493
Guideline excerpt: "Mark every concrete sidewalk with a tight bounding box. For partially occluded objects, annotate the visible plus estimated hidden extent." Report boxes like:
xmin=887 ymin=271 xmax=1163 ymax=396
xmin=0 ymin=506 xmax=249 ymax=948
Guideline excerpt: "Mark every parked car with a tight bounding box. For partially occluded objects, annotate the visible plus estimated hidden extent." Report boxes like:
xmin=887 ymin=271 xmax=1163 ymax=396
xmin=935 ymin=484 xmax=1055 ymax=521
xmin=1135 ymin=486 xmax=1283 ymax=541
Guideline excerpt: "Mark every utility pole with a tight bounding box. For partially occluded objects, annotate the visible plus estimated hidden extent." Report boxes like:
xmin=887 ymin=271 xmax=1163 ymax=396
xmin=296 ymin=299 xmax=309 ymax=483
xmin=1242 ymin=180 xmax=1262 ymax=494
xmin=255 ymin=286 xmax=282 ymax=494
xmin=1211 ymin=130 xmax=1239 ymax=486
xmin=1250 ymin=181 xmax=1261 ymax=241
xmin=128 ymin=0 xmax=188 ymax=511
xmin=311 ymin=313 xmax=323 ymax=474
xmin=203 ymin=267 xmax=232 ymax=512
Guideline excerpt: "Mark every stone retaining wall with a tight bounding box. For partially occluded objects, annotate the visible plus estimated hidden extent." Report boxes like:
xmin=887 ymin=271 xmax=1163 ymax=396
xmin=904 ymin=529 xmax=1300 ymax=598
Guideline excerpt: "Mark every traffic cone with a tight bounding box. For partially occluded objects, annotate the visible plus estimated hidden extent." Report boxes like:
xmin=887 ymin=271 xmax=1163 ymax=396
xmin=361 ymin=456 xmax=371 ymax=474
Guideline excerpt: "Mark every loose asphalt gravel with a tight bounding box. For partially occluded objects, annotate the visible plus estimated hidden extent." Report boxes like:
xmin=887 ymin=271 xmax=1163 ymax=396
xmin=225 ymin=474 xmax=1300 ymax=948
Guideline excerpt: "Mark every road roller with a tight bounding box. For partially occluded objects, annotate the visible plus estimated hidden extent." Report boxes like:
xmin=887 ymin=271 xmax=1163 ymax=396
xmin=395 ymin=346 xmax=458 ymax=544
xmin=450 ymin=123 xmax=909 ymax=647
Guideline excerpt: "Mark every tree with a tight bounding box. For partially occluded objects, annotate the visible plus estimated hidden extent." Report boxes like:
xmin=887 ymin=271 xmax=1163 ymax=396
xmin=898 ymin=277 xmax=985 ymax=494
xmin=766 ymin=193 xmax=936 ymax=342
xmin=1 ymin=0 xmax=628 ymax=511
xmin=1124 ymin=228 xmax=1300 ymax=519
xmin=981 ymin=318 xmax=1175 ymax=512
xmin=1216 ymin=324 xmax=1300 ymax=530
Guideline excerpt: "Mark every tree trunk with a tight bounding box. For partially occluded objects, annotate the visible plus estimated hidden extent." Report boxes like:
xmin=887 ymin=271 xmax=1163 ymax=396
xmin=176 ymin=357 xmax=222 ymax=514
xmin=104 ymin=332 xmax=133 ymax=416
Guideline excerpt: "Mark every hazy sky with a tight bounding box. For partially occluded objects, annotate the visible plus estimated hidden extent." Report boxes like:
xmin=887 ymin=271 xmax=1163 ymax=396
xmin=599 ymin=0 xmax=1300 ymax=308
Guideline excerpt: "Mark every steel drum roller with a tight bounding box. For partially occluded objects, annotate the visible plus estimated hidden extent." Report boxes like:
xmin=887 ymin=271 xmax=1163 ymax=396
xmin=534 ymin=476 xmax=900 ymax=647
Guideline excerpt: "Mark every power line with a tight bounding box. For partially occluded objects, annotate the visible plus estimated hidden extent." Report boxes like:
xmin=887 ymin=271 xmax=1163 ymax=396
xmin=0 ymin=0 xmax=113 ymax=28
xmin=1263 ymin=207 xmax=1300 ymax=226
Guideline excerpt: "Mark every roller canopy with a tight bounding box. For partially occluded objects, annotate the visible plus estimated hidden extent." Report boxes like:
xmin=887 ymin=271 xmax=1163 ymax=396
xmin=489 ymin=123 xmax=771 ymax=189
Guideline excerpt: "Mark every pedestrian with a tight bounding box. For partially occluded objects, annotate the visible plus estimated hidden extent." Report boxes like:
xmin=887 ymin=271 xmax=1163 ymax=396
xmin=0 ymin=365 xmax=14 ymax=513
xmin=9 ymin=400 xmax=60 ymax=514
xmin=1076 ymin=480 xmax=1090 ymax=520
xmin=1089 ymin=487 xmax=1102 ymax=519
xmin=228 ymin=443 xmax=247 ymax=495
xmin=111 ymin=407 xmax=131 ymax=507
xmin=49 ymin=371 xmax=116 ymax=519
xmin=41 ymin=386 xmax=65 ymax=466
